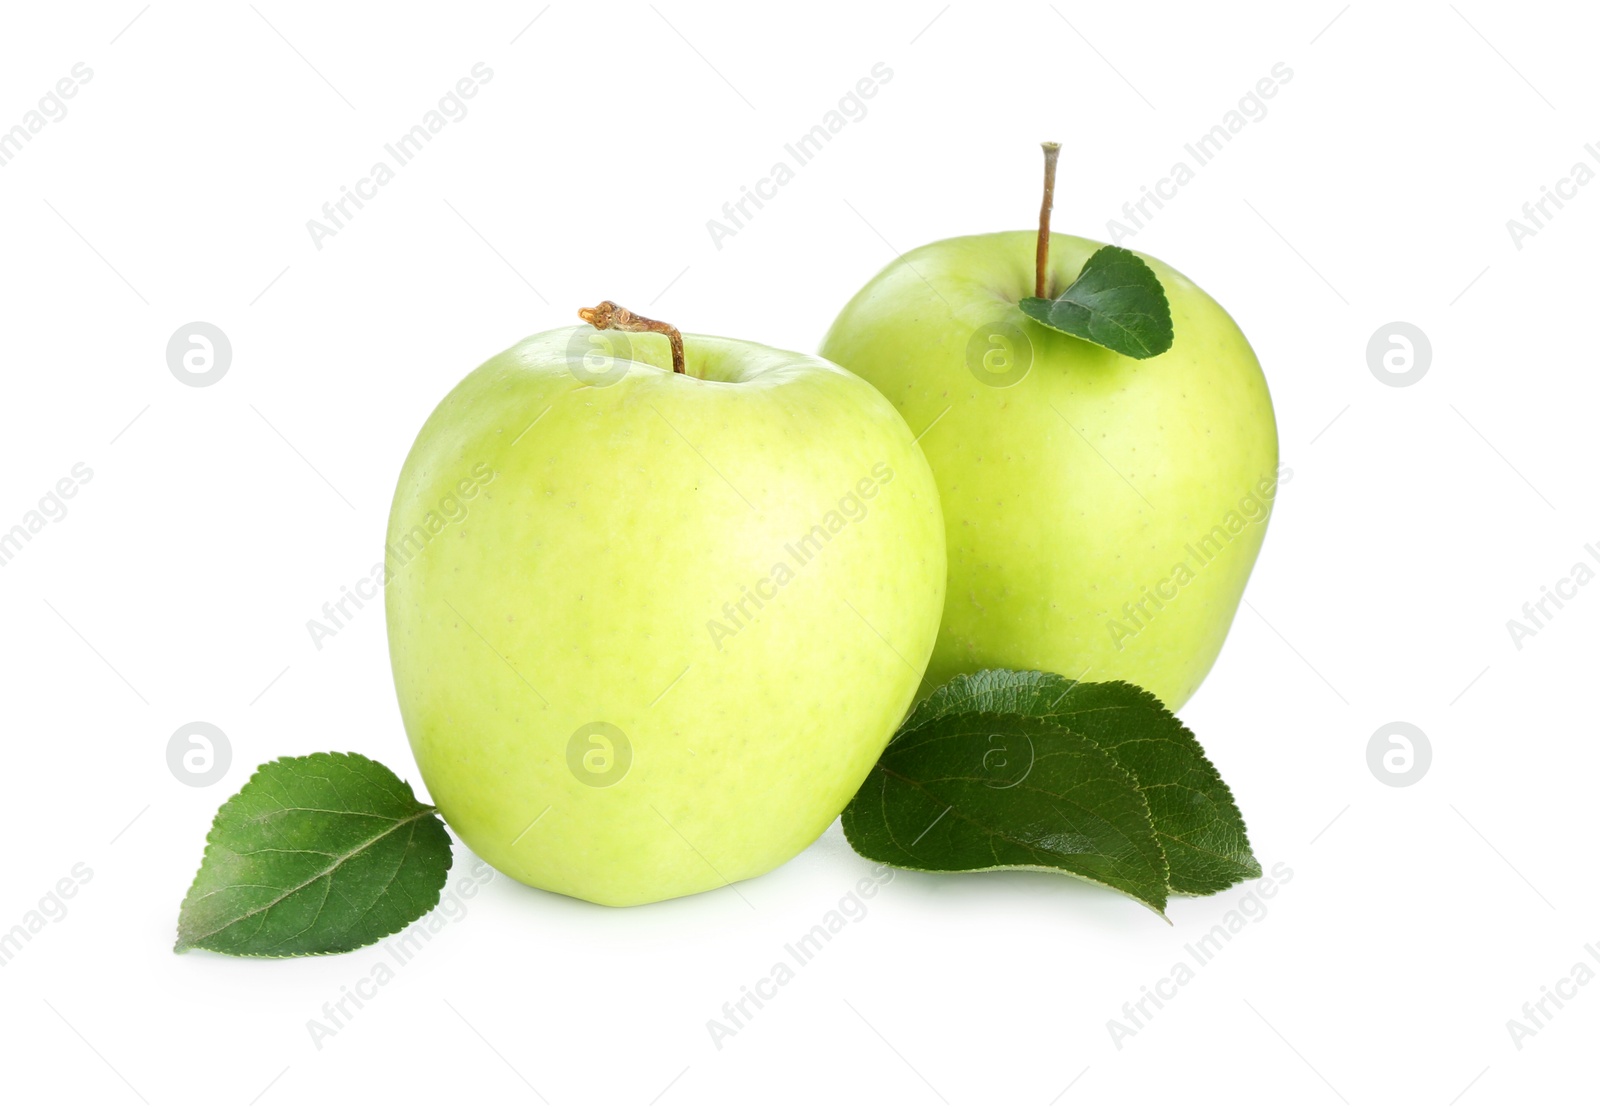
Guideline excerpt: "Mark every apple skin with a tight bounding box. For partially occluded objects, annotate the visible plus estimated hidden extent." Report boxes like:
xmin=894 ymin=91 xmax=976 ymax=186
xmin=385 ymin=328 xmax=945 ymax=906
xmin=820 ymin=231 xmax=1278 ymax=710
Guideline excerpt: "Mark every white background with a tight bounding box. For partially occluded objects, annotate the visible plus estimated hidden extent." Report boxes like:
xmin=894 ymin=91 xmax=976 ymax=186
xmin=0 ymin=1 xmax=1593 ymax=1106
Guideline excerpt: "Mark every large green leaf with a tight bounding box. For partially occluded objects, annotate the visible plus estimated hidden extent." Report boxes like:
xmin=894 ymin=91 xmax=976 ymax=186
xmin=843 ymin=707 xmax=1171 ymax=915
xmin=175 ymin=753 xmax=452 ymax=957
xmin=912 ymin=671 xmax=1260 ymax=895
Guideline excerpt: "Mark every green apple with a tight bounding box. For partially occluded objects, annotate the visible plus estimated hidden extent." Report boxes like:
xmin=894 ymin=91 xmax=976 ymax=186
xmin=820 ymin=231 xmax=1278 ymax=710
xmin=385 ymin=311 xmax=945 ymax=906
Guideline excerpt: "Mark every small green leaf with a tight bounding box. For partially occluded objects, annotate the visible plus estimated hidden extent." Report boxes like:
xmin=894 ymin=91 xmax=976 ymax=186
xmin=912 ymin=671 xmax=1260 ymax=895
xmin=175 ymin=752 xmax=452 ymax=957
xmin=1019 ymin=245 xmax=1174 ymax=359
xmin=842 ymin=707 xmax=1171 ymax=915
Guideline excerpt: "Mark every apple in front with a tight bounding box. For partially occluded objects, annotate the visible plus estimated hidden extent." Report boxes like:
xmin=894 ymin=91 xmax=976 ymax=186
xmin=386 ymin=326 xmax=945 ymax=906
xmin=821 ymin=232 xmax=1278 ymax=710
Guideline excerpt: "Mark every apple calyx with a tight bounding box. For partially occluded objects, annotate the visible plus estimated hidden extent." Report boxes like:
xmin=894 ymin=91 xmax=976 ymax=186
xmin=577 ymin=300 xmax=687 ymax=376
xmin=1035 ymin=141 xmax=1061 ymax=299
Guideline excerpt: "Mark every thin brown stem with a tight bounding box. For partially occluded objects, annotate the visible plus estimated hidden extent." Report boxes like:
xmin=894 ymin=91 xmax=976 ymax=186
xmin=1035 ymin=141 xmax=1061 ymax=299
xmin=577 ymin=300 xmax=686 ymax=376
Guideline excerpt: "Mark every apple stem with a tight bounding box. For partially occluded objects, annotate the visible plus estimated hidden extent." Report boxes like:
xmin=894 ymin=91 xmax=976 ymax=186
xmin=577 ymin=301 xmax=687 ymax=376
xmin=1035 ymin=141 xmax=1061 ymax=299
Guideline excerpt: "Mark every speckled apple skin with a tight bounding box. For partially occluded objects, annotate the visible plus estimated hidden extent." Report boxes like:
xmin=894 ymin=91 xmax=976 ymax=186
xmin=821 ymin=232 xmax=1278 ymax=711
xmin=386 ymin=329 xmax=945 ymax=906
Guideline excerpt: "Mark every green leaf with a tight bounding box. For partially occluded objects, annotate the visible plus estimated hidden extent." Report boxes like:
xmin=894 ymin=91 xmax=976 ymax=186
xmin=842 ymin=707 xmax=1172 ymax=915
xmin=912 ymin=671 xmax=1260 ymax=895
xmin=1019 ymin=245 xmax=1174 ymax=359
xmin=175 ymin=752 xmax=452 ymax=957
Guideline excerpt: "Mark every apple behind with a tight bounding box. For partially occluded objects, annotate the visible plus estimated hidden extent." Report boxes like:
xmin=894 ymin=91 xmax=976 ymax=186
xmin=820 ymin=231 xmax=1279 ymax=710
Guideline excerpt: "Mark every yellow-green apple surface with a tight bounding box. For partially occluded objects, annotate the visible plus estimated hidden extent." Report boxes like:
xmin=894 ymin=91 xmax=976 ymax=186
xmin=386 ymin=310 xmax=945 ymax=906
xmin=821 ymin=232 xmax=1278 ymax=710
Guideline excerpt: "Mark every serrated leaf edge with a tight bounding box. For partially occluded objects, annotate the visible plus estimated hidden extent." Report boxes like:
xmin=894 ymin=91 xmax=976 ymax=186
xmin=885 ymin=669 xmax=1260 ymax=899
xmin=174 ymin=751 xmax=451 ymax=959
xmin=984 ymin=673 xmax=1260 ymax=894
